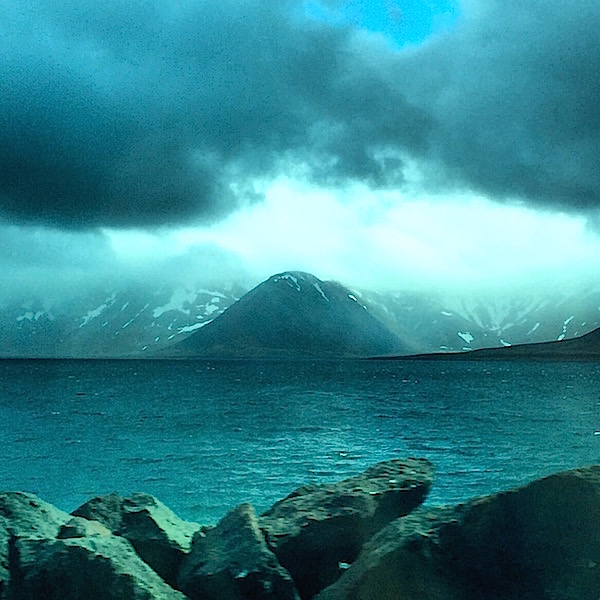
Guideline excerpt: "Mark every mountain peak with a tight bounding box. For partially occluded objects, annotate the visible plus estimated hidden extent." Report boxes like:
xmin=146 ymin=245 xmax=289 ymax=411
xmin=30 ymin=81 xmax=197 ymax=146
xmin=168 ymin=272 xmax=405 ymax=358
xmin=269 ymin=271 xmax=319 ymax=289
xmin=267 ymin=271 xmax=338 ymax=305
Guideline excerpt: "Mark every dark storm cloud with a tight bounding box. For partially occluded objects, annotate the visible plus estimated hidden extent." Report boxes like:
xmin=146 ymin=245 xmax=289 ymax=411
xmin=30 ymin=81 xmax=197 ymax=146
xmin=402 ymin=0 xmax=600 ymax=208
xmin=0 ymin=0 xmax=598 ymax=228
xmin=0 ymin=0 xmax=433 ymax=228
xmin=0 ymin=0 xmax=297 ymax=227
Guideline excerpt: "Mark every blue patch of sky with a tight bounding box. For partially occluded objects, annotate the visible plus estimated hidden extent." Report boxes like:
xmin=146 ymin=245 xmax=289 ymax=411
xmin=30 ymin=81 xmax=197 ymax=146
xmin=303 ymin=0 xmax=461 ymax=47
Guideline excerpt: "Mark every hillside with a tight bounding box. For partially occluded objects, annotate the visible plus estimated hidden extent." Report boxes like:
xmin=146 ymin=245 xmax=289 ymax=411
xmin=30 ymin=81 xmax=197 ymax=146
xmin=166 ymin=272 xmax=407 ymax=358
xmin=2 ymin=272 xmax=600 ymax=358
xmin=399 ymin=326 xmax=600 ymax=361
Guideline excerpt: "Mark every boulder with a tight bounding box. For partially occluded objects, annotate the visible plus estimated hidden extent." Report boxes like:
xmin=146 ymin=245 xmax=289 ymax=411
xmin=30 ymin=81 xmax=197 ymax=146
xmin=178 ymin=503 xmax=299 ymax=600
xmin=71 ymin=492 xmax=123 ymax=531
xmin=314 ymin=506 xmax=461 ymax=600
xmin=72 ymin=492 xmax=199 ymax=587
xmin=316 ymin=465 xmax=600 ymax=600
xmin=0 ymin=530 xmax=7 ymax=599
xmin=260 ymin=458 xmax=433 ymax=599
xmin=0 ymin=492 xmax=70 ymax=598
xmin=8 ymin=534 xmax=187 ymax=599
xmin=0 ymin=492 xmax=70 ymax=538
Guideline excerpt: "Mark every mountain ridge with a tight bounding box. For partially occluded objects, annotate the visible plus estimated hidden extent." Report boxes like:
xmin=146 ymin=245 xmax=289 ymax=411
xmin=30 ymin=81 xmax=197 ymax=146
xmin=2 ymin=271 xmax=600 ymax=358
xmin=165 ymin=271 xmax=408 ymax=359
xmin=390 ymin=326 xmax=600 ymax=361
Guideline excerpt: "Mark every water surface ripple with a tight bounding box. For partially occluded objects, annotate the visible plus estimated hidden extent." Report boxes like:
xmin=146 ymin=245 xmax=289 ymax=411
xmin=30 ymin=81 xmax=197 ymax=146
xmin=1 ymin=358 xmax=599 ymax=524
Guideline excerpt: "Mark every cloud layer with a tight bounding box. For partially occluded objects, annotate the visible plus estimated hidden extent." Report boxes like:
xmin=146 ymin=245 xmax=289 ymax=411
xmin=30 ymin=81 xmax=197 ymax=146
xmin=405 ymin=0 xmax=600 ymax=208
xmin=1 ymin=1 xmax=598 ymax=228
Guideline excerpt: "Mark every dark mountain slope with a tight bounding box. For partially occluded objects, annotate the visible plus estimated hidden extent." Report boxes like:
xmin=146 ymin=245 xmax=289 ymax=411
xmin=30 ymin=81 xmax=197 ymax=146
xmin=166 ymin=272 xmax=407 ymax=358
xmin=399 ymin=326 xmax=600 ymax=361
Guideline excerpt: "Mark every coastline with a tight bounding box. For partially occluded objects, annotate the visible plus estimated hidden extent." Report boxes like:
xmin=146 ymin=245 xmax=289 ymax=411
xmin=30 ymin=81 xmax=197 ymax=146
xmin=2 ymin=459 xmax=599 ymax=599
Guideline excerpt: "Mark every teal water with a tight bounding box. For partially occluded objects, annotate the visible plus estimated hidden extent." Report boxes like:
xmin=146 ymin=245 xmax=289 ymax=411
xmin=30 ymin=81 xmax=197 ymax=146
xmin=1 ymin=358 xmax=599 ymax=524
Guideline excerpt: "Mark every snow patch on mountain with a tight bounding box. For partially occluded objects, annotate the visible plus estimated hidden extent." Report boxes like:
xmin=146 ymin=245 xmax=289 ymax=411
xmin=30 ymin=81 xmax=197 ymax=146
xmin=122 ymin=303 xmax=149 ymax=329
xmin=17 ymin=311 xmax=45 ymax=322
xmin=80 ymin=294 xmax=116 ymax=327
xmin=204 ymin=300 xmax=222 ymax=315
xmin=272 ymin=272 xmax=302 ymax=291
xmin=179 ymin=320 xmax=213 ymax=333
xmin=153 ymin=288 xmax=198 ymax=318
xmin=447 ymin=295 xmax=549 ymax=335
xmin=197 ymin=289 xmax=227 ymax=298
xmin=313 ymin=283 xmax=330 ymax=302
xmin=457 ymin=331 xmax=474 ymax=345
xmin=558 ymin=315 xmax=575 ymax=340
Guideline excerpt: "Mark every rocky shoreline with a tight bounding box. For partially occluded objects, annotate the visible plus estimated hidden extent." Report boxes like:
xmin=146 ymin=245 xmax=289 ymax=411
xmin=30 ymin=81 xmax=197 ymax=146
xmin=1 ymin=459 xmax=599 ymax=599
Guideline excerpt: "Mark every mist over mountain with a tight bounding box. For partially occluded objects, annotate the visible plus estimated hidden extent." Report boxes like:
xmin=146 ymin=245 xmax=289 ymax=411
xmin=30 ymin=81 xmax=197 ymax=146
xmin=167 ymin=272 xmax=406 ymax=359
xmin=359 ymin=286 xmax=600 ymax=354
xmin=0 ymin=283 xmax=245 ymax=358
xmin=2 ymin=271 xmax=600 ymax=359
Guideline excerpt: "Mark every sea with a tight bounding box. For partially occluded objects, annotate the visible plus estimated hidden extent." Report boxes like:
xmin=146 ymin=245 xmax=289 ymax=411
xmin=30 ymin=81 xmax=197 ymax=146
xmin=1 ymin=358 xmax=599 ymax=525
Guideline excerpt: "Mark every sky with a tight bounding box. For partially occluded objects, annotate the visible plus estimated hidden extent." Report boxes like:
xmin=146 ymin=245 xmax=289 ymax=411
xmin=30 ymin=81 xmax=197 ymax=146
xmin=1 ymin=0 xmax=599 ymax=301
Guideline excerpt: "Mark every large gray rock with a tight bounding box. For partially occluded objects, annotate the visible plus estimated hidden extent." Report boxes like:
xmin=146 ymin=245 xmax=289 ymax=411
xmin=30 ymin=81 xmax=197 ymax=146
xmin=314 ymin=506 xmax=461 ymax=600
xmin=0 ymin=492 xmax=70 ymax=598
xmin=0 ymin=530 xmax=8 ymax=600
xmin=260 ymin=458 xmax=433 ymax=599
xmin=0 ymin=492 xmax=70 ymax=538
xmin=178 ymin=503 xmax=299 ymax=600
xmin=8 ymin=534 xmax=187 ymax=599
xmin=72 ymin=492 xmax=199 ymax=587
xmin=71 ymin=493 xmax=124 ymax=531
xmin=316 ymin=465 xmax=600 ymax=600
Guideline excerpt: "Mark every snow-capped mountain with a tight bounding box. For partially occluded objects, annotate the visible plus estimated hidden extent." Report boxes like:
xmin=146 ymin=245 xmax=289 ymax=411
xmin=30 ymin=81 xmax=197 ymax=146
xmin=1 ymin=271 xmax=600 ymax=358
xmin=166 ymin=271 xmax=407 ymax=358
xmin=358 ymin=287 xmax=600 ymax=354
xmin=0 ymin=283 xmax=244 ymax=358
xmin=409 ymin=325 xmax=600 ymax=361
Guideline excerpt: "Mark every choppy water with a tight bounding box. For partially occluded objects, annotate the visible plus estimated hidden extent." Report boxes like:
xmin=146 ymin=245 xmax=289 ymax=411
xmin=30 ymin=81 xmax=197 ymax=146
xmin=1 ymin=358 xmax=599 ymax=524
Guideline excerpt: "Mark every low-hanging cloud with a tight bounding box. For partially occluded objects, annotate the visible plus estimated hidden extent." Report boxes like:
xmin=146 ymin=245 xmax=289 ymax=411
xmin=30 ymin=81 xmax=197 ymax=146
xmin=0 ymin=219 xmax=253 ymax=303
xmin=0 ymin=0 xmax=598 ymax=229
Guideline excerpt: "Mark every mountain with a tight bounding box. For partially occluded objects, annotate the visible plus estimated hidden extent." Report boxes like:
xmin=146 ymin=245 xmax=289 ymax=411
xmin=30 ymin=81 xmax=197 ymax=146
xmin=2 ymin=272 xmax=600 ymax=359
xmin=358 ymin=286 xmax=600 ymax=354
xmin=0 ymin=283 xmax=243 ymax=358
xmin=412 ymin=326 xmax=600 ymax=361
xmin=166 ymin=272 xmax=407 ymax=358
